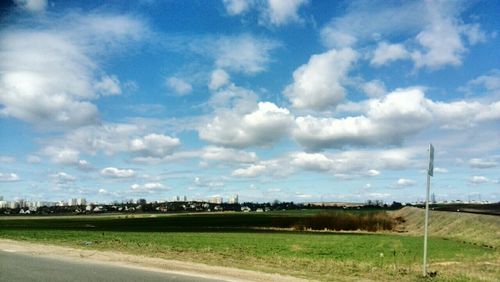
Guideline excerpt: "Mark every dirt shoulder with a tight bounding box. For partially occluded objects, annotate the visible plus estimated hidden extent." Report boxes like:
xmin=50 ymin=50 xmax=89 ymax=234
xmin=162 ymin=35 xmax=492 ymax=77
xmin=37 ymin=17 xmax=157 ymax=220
xmin=0 ymin=239 xmax=308 ymax=282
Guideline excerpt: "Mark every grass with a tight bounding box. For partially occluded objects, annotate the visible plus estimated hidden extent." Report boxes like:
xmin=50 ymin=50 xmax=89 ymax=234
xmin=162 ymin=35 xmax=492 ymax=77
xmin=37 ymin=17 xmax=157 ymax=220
xmin=1 ymin=209 xmax=498 ymax=281
xmin=392 ymin=207 xmax=500 ymax=248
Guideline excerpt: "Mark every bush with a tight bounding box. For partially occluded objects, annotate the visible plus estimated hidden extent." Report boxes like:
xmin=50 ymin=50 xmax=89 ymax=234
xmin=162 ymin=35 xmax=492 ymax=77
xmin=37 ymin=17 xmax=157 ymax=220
xmin=287 ymin=212 xmax=395 ymax=232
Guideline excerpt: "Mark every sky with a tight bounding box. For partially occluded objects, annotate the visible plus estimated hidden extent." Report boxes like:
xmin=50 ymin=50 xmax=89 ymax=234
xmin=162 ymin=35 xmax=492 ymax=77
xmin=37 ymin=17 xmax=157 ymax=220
xmin=0 ymin=0 xmax=499 ymax=204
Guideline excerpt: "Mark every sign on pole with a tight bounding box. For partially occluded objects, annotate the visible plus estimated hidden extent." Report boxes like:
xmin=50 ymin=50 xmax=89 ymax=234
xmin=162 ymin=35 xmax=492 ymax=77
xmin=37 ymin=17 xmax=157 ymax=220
xmin=428 ymin=144 xmax=434 ymax=177
xmin=423 ymin=143 xmax=434 ymax=277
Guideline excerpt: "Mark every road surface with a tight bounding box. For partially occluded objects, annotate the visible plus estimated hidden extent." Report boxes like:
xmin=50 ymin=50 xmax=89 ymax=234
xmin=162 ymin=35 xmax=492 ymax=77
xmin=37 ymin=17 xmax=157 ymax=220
xmin=0 ymin=250 xmax=225 ymax=282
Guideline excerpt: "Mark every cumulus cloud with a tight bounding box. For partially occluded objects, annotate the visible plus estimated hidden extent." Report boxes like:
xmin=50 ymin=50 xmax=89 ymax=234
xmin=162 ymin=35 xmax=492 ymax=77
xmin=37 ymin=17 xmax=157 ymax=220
xmin=293 ymin=87 xmax=500 ymax=150
xmin=166 ymin=77 xmax=192 ymax=95
xmin=41 ymin=123 xmax=181 ymax=163
xmin=222 ymin=0 xmax=308 ymax=27
xmin=469 ymin=175 xmax=489 ymax=185
xmin=261 ymin=0 xmax=308 ymax=26
xmin=213 ymin=34 xmax=279 ymax=74
xmin=209 ymin=69 xmax=230 ymax=90
xmin=27 ymin=155 xmax=41 ymax=164
xmin=130 ymin=182 xmax=168 ymax=192
xmin=320 ymin=1 xmax=486 ymax=70
xmin=129 ymin=134 xmax=181 ymax=158
xmin=0 ymin=13 xmax=146 ymax=128
xmin=101 ymin=167 xmax=136 ymax=178
xmin=193 ymin=177 xmax=225 ymax=188
xmin=199 ymin=101 xmax=293 ymax=148
xmin=95 ymin=75 xmax=121 ymax=96
xmin=459 ymin=69 xmax=500 ymax=98
xmin=284 ymin=48 xmax=358 ymax=111
xmin=201 ymin=146 xmax=257 ymax=163
xmin=0 ymin=172 xmax=20 ymax=182
xmin=371 ymin=42 xmax=409 ymax=66
xmin=469 ymin=158 xmax=498 ymax=169
xmin=231 ymin=148 xmax=417 ymax=179
xmin=396 ymin=178 xmax=415 ymax=187
xmin=14 ymin=0 xmax=47 ymax=13
xmin=366 ymin=169 xmax=380 ymax=177
xmin=222 ymin=0 xmax=252 ymax=15
xmin=232 ymin=164 xmax=267 ymax=177
xmin=50 ymin=172 xmax=76 ymax=184
xmin=0 ymin=156 xmax=16 ymax=163
xmin=293 ymin=88 xmax=431 ymax=149
xmin=362 ymin=80 xmax=386 ymax=98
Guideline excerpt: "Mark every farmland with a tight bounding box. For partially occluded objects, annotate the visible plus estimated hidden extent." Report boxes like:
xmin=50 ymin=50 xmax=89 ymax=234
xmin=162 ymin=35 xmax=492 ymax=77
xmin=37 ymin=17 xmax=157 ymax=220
xmin=1 ymin=208 xmax=498 ymax=281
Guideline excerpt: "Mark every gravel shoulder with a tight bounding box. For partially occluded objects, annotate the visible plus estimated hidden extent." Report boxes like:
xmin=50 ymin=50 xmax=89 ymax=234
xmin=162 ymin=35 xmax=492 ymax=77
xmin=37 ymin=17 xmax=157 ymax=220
xmin=0 ymin=239 xmax=308 ymax=282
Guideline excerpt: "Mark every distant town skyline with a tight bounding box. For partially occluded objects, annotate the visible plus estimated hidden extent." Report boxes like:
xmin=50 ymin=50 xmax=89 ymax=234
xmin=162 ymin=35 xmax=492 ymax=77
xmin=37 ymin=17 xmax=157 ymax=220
xmin=0 ymin=0 xmax=499 ymax=204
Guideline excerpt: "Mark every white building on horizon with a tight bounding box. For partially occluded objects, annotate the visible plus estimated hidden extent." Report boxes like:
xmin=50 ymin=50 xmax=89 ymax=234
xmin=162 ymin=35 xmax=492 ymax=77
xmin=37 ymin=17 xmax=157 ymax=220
xmin=228 ymin=195 xmax=239 ymax=204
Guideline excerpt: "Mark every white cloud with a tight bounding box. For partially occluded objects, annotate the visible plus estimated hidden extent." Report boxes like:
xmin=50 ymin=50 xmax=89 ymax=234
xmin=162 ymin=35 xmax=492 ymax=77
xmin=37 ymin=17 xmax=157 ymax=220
xmin=434 ymin=167 xmax=448 ymax=173
xmin=362 ymin=80 xmax=386 ymax=98
xmin=0 ymin=14 xmax=147 ymax=128
xmin=222 ymin=0 xmax=252 ymax=15
xmin=261 ymin=0 xmax=308 ymax=26
xmin=293 ymin=87 xmax=500 ymax=150
xmin=101 ymin=167 xmax=136 ymax=178
xmin=231 ymin=148 xmax=417 ymax=179
xmin=371 ymin=42 xmax=409 ymax=66
xmin=166 ymin=77 xmax=193 ymax=95
xmin=201 ymin=146 xmax=257 ymax=163
xmin=222 ymin=0 xmax=307 ymax=27
xmin=95 ymin=75 xmax=121 ymax=96
xmin=293 ymin=88 xmax=431 ymax=149
xmin=469 ymin=175 xmax=489 ymax=184
xmin=209 ymin=69 xmax=230 ymax=90
xmin=27 ymin=155 xmax=41 ymax=164
xmin=0 ymin=156 xmax=16 ymax=163
xmin=51 ymin=172 xmax=76 ymax=184
xmin=469 ymin=158 xmax=498 ymax=169
xmin=213 ymin=34 xmax=279 ymax=74
xmin=0 ymin=172 xmax=20 ymax=182
xmin=284 ymin=48 xmax=358 ymax=111
xmin=129 ymin=134 xmax=181 ymax=158
xmin=130 ymin=182 xmax=167 ymax=192
xmin=320 ymin=1 xmax=486 ymax=70
xmin=42 ymin=123 xmax=181 ymax=163
xmin=193 ymin=177 xmax=225 ymax=188
xmin=43 ymin=147 xmax=81 ymax=165
xmin=396 ymin=178 xmax=415 ymax=187
xmin=14 ymin=0 xmax=47 ymax=13
xmin=459 ymin=69 xmax=500 ymax=98
xmin=290 ymin=152 xmax=334 ymax=172
xmin=232 ymin=164 xmax=267 ymax=177
xmin=410 ymin=2 xmax=464 ymax=69
xmin=199 ymin=101 xmax=293 ymax=148
xmin=366 ymin=169 xmax=380 ymax=177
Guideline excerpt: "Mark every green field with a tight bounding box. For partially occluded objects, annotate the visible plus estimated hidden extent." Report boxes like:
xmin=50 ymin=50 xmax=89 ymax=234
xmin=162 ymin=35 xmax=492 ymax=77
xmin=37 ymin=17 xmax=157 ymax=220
xmin=1 ymin=209 xmax=498 ymax=281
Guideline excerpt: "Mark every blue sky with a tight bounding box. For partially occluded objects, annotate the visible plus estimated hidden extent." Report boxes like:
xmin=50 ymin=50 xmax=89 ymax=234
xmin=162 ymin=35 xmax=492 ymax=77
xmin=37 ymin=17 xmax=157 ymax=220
xmin=0 ymin=0 xmax=499 ymax=203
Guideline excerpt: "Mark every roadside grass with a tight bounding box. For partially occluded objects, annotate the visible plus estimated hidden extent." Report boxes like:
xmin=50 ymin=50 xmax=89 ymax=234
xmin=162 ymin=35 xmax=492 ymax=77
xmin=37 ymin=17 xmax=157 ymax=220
xmin=392 ymin=207 xmax=500 ymax=248
xmin=1 ymin=210 xmax=498 ymax=281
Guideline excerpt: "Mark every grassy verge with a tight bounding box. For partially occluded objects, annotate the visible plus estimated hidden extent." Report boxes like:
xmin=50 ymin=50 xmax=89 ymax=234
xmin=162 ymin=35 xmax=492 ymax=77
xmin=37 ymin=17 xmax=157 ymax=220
xmin=1 ymin=211 xmax=498 ymax=281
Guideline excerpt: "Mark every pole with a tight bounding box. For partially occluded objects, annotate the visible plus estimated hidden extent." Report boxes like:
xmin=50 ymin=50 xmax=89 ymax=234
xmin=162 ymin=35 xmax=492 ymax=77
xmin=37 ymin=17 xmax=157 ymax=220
xmin=423 ymin=143 xmax=433 ymax=277
xmin=423 ymin=172 xmax=430 ymax=276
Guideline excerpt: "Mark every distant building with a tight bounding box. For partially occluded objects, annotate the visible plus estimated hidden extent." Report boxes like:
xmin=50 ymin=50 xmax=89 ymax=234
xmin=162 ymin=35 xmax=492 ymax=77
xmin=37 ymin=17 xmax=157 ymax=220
xmin=209 ymin=196 xmax=223 ymax=204
xmin=228 ymin=195 xmax=239 ymax=204
xmin=68 ymin=198 xmax=78 ymax=206
xmin=172 ymin=196 xmax=180 ymax=202
xmin=77 ymin=198 xmax=86 ymax=206
xmin=431 ymin=193 xmax=436 ymax=204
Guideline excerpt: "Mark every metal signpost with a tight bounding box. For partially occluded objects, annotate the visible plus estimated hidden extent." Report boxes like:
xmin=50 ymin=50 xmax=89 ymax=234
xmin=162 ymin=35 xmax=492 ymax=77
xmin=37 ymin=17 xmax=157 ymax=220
xmin=423 ymin=143 xmax=434 ymax=277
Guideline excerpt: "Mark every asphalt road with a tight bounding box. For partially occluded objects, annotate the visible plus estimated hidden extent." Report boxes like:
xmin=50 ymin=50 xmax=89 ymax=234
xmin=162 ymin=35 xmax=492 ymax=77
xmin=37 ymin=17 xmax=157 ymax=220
xmin=0 ymin=250 xmax=225 ymax=282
